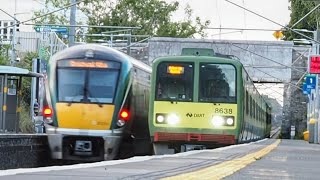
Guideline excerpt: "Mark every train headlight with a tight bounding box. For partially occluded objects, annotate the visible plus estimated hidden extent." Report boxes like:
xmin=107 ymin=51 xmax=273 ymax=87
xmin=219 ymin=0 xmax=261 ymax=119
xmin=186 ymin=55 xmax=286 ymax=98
xmin=117 ymin=119 xmax=126 ymax=127
xmin=211 ymin=116 xmax=224 ymax=127
xmin=226 ymin=118 xmax=234 ymax=125
xmin=156 ymin=115 xmax=165 ymax=123
xmin=167 ymin=114 xmax=180 ymax=125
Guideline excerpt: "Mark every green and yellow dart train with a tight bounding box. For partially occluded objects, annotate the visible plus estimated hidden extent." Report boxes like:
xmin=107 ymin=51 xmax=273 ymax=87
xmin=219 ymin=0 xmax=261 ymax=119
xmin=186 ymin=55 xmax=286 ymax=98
xmin=148 ymin=48 xmax=272 ymax=154
xmin=42 ymin=44 xmax=152 ymax=161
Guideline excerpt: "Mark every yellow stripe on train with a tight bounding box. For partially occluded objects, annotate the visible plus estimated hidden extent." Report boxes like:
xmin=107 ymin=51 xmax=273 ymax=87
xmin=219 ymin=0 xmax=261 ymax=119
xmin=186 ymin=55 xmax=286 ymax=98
xmin=56 ymin=103 xmax=115 ymax=130
xmin=153 ymin=101 xmax=237 ymax=129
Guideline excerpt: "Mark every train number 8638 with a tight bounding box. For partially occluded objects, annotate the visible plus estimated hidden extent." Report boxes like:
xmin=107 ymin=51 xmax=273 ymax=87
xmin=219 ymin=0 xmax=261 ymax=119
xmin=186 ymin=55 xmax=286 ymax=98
xmin=214 ymin=108 xmax=233 ymax=114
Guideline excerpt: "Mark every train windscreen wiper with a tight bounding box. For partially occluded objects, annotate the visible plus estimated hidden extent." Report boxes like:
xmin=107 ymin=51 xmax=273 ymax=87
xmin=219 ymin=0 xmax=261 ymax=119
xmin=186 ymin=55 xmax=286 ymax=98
xmin=84 ymin=87 xmax=103 ymax=107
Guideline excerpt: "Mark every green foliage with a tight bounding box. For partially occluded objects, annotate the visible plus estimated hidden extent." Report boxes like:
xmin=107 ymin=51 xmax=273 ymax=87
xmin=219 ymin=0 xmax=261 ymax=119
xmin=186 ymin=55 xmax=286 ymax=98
xmin=15 ymin=52 xmax=38 ymax=133
xmin=294 ymin=130 xmax=304 ymax=140
xmin=19 ymin=103 xmax=34 ymax=133
xmin=0 ymin=44 xmax=10 ymax=65
xmin=15 ymin=52 xmax=38 ymax=107
xmin=85 ymin=0 xmax=210 ymax=38
xmin=283 ymin=0 xmax=318 ymax=40
xmin=33 ymin=0 xmax=70 ymax=24
xmin=33 ymin=0 xmax=210 ymax=39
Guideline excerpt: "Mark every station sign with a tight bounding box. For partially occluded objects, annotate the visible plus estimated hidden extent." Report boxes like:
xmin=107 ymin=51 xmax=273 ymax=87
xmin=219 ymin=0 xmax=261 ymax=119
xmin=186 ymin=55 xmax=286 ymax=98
xmin=310 ymin=55 xmax=320 ymax=74
xmin=306 ymin=75 xmax=316 ymax=89
xmin=303 ymin=83 xmax=311 ymax=95
xmin=34 ymin=26 xmax=68 ymax=34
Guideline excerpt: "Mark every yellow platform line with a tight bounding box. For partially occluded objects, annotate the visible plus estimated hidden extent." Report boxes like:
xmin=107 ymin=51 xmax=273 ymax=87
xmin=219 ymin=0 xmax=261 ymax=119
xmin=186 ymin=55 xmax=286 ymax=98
xmin=162 ymin=139 xmax=281 ymax=180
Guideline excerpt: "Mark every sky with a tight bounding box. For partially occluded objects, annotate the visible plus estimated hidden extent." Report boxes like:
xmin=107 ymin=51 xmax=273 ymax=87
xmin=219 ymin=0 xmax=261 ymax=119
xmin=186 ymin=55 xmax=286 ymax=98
xmin=170 ymin=0 xmax=291 ymax=41
xmin=0 ymin=0 xmax=42 ymax=31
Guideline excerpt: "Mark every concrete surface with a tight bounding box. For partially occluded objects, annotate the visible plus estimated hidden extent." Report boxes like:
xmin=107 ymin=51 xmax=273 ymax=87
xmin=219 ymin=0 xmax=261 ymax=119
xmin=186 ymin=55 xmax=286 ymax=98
xmin=3 ymin=139 xmax=320 ymax=180
xmin=148 ymin=37 xmax=293 ymax=83
xmin=0 ymin=139 xmax=275 ymax=179
xmin=226 ymin=140 xmax=320 ymax=180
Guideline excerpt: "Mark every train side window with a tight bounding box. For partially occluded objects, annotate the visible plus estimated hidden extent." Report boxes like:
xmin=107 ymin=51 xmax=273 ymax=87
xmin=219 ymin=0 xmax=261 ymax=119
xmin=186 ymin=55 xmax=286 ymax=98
xmin=258 ymin=105 xmax=260 ymax=121
xmin=134 ymin=68 xmax=137 ymax=76
xmin=249 ymin=96 xmax=252 ymax=117
xmin=254 ymin=101 xmax=257 ymax=119
xmin=258 ymin=107 xmax=260 ymax=121
xmin=253 ymin=101 xmax=256 ymax=119
xmin=245 ymin=91 xmax=249 ymax=115
xmin=253 ymin=100 xmax=256 ymax=119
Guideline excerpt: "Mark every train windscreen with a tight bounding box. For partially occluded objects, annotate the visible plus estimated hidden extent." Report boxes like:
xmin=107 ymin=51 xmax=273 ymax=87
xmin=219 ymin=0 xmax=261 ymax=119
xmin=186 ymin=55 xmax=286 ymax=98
xmin=57 ymin=59 xmax=120 ymax=104
xmin=155 ymin=62 xmax=194 ymax=101
xmin=199 ymin=63 xmax=236 ymax=103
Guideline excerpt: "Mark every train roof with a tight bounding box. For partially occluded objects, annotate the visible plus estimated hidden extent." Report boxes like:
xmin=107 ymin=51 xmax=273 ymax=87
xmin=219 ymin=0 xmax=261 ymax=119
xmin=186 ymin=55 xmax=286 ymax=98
xmin=50 ymin=44 xmax=151 ymax=72
xmin=152 ymin=55 xmax=243 ymax=67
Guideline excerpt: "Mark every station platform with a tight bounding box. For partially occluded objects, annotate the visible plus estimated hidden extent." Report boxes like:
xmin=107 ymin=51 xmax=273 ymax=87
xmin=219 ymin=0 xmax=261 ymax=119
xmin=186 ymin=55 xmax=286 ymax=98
xmin=1 ymin=139 xmax=319 ymax=180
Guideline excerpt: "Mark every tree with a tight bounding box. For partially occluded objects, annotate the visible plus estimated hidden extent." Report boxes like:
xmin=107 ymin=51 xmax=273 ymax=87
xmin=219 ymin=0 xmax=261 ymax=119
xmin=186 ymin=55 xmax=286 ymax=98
xmin=33 ymin=0 xmax=210 ymax=39
xmin=283 ymin=0 xmax=318 ymax=40
xmin=33 ymin=0 xmax=71 ymax=24
xmin=0 ymin=44 xmax=10 ymax=65
xmin=85 ymin=0 xmax=210 ymax=38
xmin=15 ymin=52 xmax=38 ymax=106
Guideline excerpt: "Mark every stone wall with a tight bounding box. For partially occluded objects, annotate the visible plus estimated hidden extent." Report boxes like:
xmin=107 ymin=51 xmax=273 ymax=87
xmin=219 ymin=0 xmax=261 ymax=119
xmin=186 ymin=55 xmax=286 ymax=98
xmin=0 ymin=134 xmax=51 ymax=170
xmin=281 ymin=47 xmax=309 ymax=139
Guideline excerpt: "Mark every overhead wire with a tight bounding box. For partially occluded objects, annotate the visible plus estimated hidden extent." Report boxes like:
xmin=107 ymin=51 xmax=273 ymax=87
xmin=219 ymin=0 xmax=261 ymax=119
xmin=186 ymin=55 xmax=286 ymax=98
xmin=0 ymin=0 xmax=86 ymax=30
xmin=205 ymin=27 xmax=283 ymax=31
xmin=216 ymin=0 xmax=222 ymax=39
xmin=224 ymin=0 xmax=320 ymax=44
xmin=242 ymin=0 xmax=247 ymax=39
xmin=253 ymin=67 xmax=302 ymax=90
xmin=223 ymin=0 xmax=313 ymax=95
xmin=229 ymin=43 xmax=305 ymax=74
xmin=255 ymin=83 xmax=285 ymax=98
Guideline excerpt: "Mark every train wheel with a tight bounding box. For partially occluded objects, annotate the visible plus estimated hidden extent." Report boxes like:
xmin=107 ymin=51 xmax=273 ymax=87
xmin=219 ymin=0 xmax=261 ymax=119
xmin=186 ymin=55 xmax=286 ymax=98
xmin=153 ymin=143 xmax=174 ymax=155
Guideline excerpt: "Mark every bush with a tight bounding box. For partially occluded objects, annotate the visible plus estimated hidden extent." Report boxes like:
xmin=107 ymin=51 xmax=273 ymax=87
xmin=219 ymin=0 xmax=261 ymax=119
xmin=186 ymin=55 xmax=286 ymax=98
xmin=19 ymin=104 xmax=34 ymax=133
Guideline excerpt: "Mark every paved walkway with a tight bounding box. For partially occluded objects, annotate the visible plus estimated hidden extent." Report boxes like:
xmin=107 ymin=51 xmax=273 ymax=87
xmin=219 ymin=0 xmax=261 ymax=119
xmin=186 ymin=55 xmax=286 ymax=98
xmin=1 ymin=139 xmax=319 ymax=180
xmin=226 ymin=140 xmax=320 ymax=180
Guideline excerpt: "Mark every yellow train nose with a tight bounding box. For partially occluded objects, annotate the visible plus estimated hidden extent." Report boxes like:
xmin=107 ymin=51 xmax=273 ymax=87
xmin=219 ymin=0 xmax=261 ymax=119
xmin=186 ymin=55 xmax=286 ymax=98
xmin=56 ymin=103 xmax=115 ymax=130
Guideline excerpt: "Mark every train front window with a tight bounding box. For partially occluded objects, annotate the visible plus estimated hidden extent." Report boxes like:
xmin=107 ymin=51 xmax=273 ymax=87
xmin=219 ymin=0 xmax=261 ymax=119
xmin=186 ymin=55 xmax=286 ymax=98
xmin=58 ymin=69 xmax=86 ymax=102
xmin=88 ymin=70 xmax=118 ymax=103
xmin=57 ymin=59 xmax=120 ymax=104
xmin=199 ymin=63 xmax=236 ymax=103
xmin=156 ymin=62 xmax=194 ymax=101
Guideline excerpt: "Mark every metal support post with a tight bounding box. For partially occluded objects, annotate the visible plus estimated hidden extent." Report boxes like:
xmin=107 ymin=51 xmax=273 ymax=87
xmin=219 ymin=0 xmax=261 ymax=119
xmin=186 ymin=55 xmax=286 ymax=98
xmin=30 ymin=59 xmax=37 ymax=119
xmin=2 ymin=74 xmax=7 ymax=132
xmin=315 ymin=75 xmax=319 ymax=143
xmin=10 ymin=0 xmax=18 ymax=66
xmin=69 ymin=0 xmax=76 ymax=46
xmin=317 ymin=30 xmax=320 ymax=144
xmin=11 ymin=17 xmax=16 ymax=66
xmin=15 ymin=76 xmax=22 ymax=132
xmin=127 ymin=30 xmax=132 ymax=55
